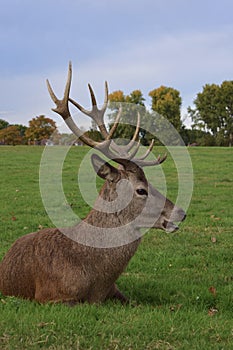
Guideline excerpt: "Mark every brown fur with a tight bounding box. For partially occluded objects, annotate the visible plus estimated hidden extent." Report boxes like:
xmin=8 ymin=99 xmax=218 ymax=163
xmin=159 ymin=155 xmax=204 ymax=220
xmin=0 ymin=228 xmax=139 ymax=304
xmin=0 ymin=148 xmax=185 ymax=305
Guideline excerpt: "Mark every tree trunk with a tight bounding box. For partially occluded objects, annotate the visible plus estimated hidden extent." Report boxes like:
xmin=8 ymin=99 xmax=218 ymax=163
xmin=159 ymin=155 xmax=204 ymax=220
xmin=229 ymin=132 xmax=233 ymax=147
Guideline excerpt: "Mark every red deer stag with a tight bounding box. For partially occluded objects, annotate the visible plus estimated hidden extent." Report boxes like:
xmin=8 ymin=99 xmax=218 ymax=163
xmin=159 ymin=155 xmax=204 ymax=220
xmin=0 ymin=63 xmax=186 ymax=304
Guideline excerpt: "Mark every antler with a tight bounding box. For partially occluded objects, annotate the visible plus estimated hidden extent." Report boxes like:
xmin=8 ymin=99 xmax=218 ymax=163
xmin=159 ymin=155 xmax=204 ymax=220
xmin=47 ymin=62 xmax=166 ymax=167
xmin=46 ymin=62 xmax=112 ymax=155
xmin=69 ymin=81 xmax=109 ymax=139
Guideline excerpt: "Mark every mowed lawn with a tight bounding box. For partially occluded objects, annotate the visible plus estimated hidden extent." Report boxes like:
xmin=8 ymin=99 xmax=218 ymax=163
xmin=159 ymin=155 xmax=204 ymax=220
xmin=0 ymin=146 xmax=232 ymax=350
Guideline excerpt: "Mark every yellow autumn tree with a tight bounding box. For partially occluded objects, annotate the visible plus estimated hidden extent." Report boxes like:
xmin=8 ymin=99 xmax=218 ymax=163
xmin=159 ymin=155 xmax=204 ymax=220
xmin=0 ymin=125 xmax=26 ymax=145
xmin=25 ymin=115 xmax=57 ymax=144
xmin=149 ymin=86 xmax=182 ymax=131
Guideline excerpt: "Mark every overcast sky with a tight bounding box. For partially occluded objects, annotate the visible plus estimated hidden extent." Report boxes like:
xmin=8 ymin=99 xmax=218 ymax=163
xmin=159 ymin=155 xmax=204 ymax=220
xmin=0 ymin=0 xmax=232 ymax=131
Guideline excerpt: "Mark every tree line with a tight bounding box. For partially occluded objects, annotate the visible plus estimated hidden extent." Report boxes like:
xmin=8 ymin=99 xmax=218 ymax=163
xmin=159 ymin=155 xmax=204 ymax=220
xmin=0 ymin=80 xmax=232 ymax=146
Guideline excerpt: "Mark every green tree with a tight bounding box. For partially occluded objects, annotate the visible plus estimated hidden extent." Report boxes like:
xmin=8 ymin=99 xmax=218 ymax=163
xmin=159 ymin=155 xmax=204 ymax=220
xmin=149 ymin=86 xmax=182 ymax=131
xmin=179 ymin=126 xmax=216 ymax=146
xmin=125 ymin=90 xmax=145 ymax=106
xmin=25 ymin=115 xmax=57 ymax=144
xmin=0 ymin=119 xmax=9 ymax=130
xmin=85 ymin=129 xmax=103 ymax=142
xmin=188 ymin=81 xmax=233 ymax=146
xmin=219 ymin=81 xmax=233 ymax=146
xmin=108 ymin=90 xmax=146 ymax=143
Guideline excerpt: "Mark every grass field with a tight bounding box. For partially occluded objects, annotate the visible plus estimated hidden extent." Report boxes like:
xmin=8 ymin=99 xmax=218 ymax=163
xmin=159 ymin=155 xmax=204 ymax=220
xmin=0 ymin=146 xmax=232 ymax=350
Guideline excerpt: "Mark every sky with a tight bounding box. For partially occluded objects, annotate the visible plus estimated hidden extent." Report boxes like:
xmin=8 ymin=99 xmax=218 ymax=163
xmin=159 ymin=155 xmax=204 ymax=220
xmin=0 ymin=0 xmax=233 ymax=131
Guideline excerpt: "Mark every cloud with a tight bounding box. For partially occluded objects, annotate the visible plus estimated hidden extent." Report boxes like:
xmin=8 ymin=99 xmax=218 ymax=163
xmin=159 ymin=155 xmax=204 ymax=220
xmin=0 ymin=24 xmax=232 ymax=131
xmin=76 ymin=27 xmax=233 ymax=103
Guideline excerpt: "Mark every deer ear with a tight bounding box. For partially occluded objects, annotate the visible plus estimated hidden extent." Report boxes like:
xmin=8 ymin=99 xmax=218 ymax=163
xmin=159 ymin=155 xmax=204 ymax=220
xmin=91 ymin=154 xmax=120 ymax=182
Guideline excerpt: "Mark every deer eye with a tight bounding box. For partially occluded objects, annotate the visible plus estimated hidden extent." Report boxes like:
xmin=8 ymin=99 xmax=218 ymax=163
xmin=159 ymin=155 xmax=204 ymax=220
xmin=136 ymin=188 xmax=148 ymax=196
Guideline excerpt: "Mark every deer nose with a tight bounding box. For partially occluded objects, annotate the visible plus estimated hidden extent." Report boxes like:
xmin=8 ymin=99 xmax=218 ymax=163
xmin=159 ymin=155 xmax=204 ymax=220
xmin=181 ymin=212 xmax=186 ymax=221
xmin=170 ymin=208 xmax=186 ymax=222
xmin=177 ymin=209 xmax=186 ymax=222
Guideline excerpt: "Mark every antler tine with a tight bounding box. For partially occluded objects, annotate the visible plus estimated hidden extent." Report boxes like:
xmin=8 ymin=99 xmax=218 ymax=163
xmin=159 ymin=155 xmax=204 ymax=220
xmin=47 ymin=80 xmax=58 ymax=105
xmin=124 ymin=111 xmax=141 ymax=152
xmin=88 ymin=81 xmax=109 ymax=113
xmin=46 ymin=61 xmax=72 ymax=119
xmin=135 ymin=139 xmax=155 ymax=161
xmin=69 ymin=81 xmax=109 ymax=139
xmin=108 ymin=111 xmax=141 ymax=157
xmin=107 ymin=109 xmax=167 ymax=167
xmin=64 ymin=61 xmax=72 ymax=104
xmin=47 ymin=62 xmax=106 ymax=149
xmin=106 ymin=104 xmax=122 ymax=140
xmin=68 ymin=97 xmax=89 ymax=116
xmin=107 ymin=108 xmax=141 ymax=163
xmin=127 ymin=139 xmax=141 ymax=160
xmin=88 ymin=83 xmax=97 ymax=108
xmin=135 ymin=153 xmax=167 ymax=167
xmin=131 ymin=138 xmax=167 ymax=167
xmin=103 ymin=81 xmax=109 ymax=110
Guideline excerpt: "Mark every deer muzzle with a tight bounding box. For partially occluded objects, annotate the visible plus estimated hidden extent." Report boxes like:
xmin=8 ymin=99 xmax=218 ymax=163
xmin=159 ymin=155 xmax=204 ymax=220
xmin=162 ymin=208 xmax=186 ymax=233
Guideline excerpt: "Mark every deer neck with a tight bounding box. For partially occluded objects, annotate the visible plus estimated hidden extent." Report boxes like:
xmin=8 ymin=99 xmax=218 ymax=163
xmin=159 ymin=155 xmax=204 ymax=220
xmin=72 ymin=181 xmax=142 ymax=248
xmin=84 ymin=180 xmax=139 ymax=228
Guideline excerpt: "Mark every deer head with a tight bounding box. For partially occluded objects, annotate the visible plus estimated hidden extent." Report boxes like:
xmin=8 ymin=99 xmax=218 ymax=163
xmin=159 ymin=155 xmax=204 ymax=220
xmin=46 ymin=62 xmax=186 ymax=244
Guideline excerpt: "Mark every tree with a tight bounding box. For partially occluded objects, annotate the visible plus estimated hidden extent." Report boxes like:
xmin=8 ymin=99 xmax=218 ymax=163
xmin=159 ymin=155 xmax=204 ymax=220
xmin=219 ymin=81 xmax=233 ymax=146
xmin=108 ymin=90 xmax=146 ymax=142
xmin=188 ymin=81 xmax=233 ymax=146
xmin=25 ymin=115 xmax=57 ymax=144
xmin=107 ymin=88 xmax=183 ymax=146
xmin=125 ymin=90 xmax=145 ymax=106
xmin=0 ymin=125 xmax=26 ymax=145
xmin=84 ymin=129 xmax=103 ymax=142
xmin=179 ymin=126 xmax=216 ymax=146
xmin=149 ymin=86 xmax=182 ymax=131
xmin=0 ymin=119 xmax=9 ymax=130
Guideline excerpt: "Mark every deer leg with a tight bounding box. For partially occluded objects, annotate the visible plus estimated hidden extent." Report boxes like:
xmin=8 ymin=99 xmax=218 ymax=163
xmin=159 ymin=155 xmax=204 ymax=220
xmin=35 ymin=279 xmax=79 ymax=305
xmin=106 ymin=284 xmax=129 ymax=304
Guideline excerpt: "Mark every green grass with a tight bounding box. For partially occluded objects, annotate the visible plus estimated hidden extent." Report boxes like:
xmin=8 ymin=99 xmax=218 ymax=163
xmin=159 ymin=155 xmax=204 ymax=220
xmin=0 ymin=146 xmax=233 ymax=349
